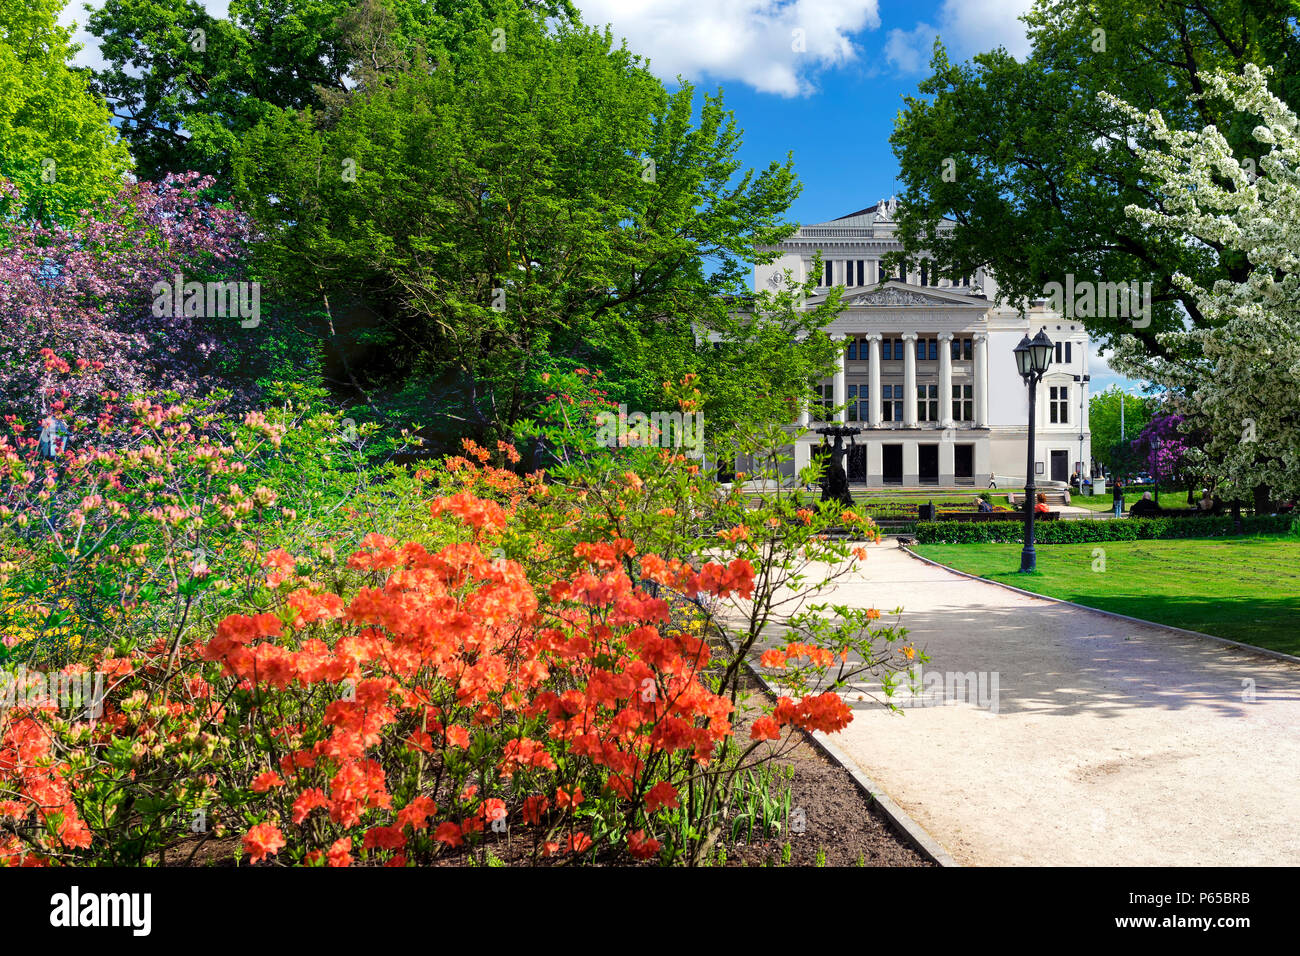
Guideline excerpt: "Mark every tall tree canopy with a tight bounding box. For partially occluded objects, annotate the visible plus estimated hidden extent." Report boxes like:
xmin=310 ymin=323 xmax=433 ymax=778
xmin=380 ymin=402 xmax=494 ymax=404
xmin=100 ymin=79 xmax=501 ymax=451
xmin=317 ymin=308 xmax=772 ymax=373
xmin=87 ymin=0 xmax=579 ymax=188
xmin=1088 ymin=385 xmax=1157 ymax=473
xmin=232 ymin=4 xmax=807 ymax=445
xmin=1106 ymin=65 xmax=1300 ymax=502
xmin=0 ymin=0 xmax=131 ymax=223
xmin=889 ymin=0 xmax=1300 ymax=372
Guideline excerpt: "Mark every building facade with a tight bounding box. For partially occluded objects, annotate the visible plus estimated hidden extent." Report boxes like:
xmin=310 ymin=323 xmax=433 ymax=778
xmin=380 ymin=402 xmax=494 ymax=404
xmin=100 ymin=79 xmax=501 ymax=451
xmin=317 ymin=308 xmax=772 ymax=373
xmin=755 ymin=200 xmax=1091 ymax=488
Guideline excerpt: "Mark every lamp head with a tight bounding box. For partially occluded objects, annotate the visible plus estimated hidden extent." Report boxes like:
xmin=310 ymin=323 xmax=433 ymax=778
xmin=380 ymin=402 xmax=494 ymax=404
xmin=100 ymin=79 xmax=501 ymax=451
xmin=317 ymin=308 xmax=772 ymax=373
xmin=1029 ymin=327 xmax=1054 ymax=373
xmin=1013 ymin=335 xmax=1033 ymax=378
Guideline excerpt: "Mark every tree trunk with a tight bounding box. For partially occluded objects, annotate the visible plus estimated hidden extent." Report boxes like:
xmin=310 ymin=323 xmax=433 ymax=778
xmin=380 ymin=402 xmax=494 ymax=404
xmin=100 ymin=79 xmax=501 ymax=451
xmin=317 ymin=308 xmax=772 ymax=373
xmin=1253 ymin=483 xmax=1271 ymax=516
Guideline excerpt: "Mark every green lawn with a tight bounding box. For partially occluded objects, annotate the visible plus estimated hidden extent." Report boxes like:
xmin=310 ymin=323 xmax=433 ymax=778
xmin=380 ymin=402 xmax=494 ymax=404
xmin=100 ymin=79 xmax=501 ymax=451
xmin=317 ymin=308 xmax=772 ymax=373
xmin=1070 ymin=491 xmax=1197 ymax=513
xmin=915 ymin=537 xmax=1300 ymax=655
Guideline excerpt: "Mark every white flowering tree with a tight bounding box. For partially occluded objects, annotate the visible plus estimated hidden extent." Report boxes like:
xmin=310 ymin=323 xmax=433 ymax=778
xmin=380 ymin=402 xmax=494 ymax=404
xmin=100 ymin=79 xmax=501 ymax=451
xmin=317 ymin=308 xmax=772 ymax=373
xmin=1101 ymin=64 xmax=1300 ymax=505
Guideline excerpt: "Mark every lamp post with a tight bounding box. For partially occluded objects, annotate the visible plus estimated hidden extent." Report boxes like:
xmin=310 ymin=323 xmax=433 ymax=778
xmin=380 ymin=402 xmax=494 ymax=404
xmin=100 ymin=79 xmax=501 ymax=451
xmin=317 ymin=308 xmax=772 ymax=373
xmin=1014 ymin=328 xmax=1054 ymax=572
xmin=1074 ymin=372 xmax=1090 ymax=489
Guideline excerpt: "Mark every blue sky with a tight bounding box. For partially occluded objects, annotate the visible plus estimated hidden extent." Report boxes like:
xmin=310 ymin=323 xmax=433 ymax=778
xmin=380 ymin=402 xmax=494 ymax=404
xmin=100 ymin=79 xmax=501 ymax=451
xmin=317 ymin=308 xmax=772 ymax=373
xmin=59 ymin=0 xmax=1137 ymax=390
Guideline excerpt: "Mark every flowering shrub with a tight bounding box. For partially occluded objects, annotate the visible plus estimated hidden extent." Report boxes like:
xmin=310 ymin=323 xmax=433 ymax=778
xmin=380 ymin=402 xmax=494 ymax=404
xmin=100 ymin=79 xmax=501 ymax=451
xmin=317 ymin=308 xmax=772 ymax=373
xmin=0 ymin=173 xmax=256 ymax=421
xmin=0 ymin=363 xmax=422 ymax=669
xmin=1 ymin=367 xmax=918 ymax=866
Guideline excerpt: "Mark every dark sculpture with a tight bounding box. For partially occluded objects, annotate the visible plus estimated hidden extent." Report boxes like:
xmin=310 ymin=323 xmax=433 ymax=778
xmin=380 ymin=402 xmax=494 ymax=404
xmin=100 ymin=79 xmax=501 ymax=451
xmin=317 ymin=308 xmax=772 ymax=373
xmin=814 ymin=425 xmax=862 ymax=508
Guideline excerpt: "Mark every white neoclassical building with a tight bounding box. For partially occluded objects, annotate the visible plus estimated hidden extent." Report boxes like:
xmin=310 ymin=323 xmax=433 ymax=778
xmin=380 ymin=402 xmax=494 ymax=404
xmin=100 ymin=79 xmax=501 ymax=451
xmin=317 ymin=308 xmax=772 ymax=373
xmin=753 ymin=199 xmax=1092 ymax=488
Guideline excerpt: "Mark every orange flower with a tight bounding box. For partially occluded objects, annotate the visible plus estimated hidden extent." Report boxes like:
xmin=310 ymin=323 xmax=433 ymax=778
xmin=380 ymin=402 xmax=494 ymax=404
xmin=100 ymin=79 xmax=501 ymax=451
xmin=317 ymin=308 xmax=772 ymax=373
xmin=750 ymin=716 xmax=781 ymax=741
xmin=521 ymin=795 xmax=549 ymax=824
xmin=627 ymin=829 xmax=661 ymax=860
xmin=555 ymin=786 xmax=584 ymax=810
xmin=243 ymin=823 xmax=285 ymax=865
xmin=434 ymin=822 xmax=464 ymax=847
xmin=326 ymin=837 xmax=353 ymax=867
xmin=645 ymin=781 xmax=678 ymax=813
xmin=250 ymin=771 xmax=284 ymax=793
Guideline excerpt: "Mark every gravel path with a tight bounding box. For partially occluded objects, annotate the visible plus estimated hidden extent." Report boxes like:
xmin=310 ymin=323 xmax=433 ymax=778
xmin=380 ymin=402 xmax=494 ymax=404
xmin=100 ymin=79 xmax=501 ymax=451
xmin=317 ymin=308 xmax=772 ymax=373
xmin=786 ymin=539 xmax=1300 ymax=866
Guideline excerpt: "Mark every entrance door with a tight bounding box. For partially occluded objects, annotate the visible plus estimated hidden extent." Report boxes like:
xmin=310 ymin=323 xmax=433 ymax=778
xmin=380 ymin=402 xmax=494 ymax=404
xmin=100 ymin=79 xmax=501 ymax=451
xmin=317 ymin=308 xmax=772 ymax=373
xmin=954 ymin=444 xmax=974 ymax=483
xmin=882 ymin=444 xmax=903 ymax=485
xmin=1051 ymin=450 xmax=1068 ymax=483
xmin=918 ymin=444 xmax=939 ymax=484
xmin=847 ymin=445 xmax=866 ymax=483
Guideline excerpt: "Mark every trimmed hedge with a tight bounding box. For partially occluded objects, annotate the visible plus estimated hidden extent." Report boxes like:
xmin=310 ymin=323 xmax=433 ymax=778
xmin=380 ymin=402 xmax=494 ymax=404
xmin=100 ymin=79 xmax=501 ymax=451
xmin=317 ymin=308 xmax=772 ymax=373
xmin=912 ymin=514 xmax=1297 ymax=544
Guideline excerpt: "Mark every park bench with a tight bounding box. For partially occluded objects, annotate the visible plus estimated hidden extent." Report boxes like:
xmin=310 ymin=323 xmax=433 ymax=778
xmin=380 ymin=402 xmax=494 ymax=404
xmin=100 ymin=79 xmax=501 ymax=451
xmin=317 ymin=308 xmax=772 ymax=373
xmin=938 ymin=510 xmax=1057 ymax=522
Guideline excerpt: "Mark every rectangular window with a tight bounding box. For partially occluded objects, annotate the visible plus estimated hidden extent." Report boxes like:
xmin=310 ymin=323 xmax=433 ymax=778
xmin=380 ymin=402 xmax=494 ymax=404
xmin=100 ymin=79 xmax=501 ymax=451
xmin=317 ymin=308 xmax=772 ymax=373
xmin=823 ymin=260 xmax=833 ymax=286
xmin=847 ymin=337 xmax=857 ymax=361
xmin=813 ymin=381 xmax=834 ymax=420
xmin=882 ymin=384 xmax=904 ymax=422
xmin=951 ymin=338 xmax=961 ymax=360
xmin=952 ymin=384 xmax=973 ymax=422
xmin=928 ymin=338 xmax=938 ymax=361
xmin=847 ymin=384 xmax=858 ymax=422
xmin=917 ymin=384 xmax=939 ymax=422
xmin=1065 ymin=341 xmax=1072 ymax=364
xmin=1049 ymin=386 xmax=1069 ymax=424
xmin=920 ymin=261 xmax=929 ymax=287
xmin=1055 ymin=342 xmax=1062 ymax=364
xmin=963 ymin=337 xmax=973 ymax=360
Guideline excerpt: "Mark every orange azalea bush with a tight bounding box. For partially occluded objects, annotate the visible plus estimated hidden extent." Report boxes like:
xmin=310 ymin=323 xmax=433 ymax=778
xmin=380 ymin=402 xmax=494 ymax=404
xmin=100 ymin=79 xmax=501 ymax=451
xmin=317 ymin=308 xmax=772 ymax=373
xmin=1 ymin=475 xmax=857 ymax=867
xmin=2 ymin=369 xmax=919 ymax=867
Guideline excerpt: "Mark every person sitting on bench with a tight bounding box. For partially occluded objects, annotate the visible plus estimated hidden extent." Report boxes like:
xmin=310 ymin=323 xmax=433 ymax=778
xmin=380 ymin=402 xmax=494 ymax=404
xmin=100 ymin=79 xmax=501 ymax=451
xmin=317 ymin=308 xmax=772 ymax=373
xmin=1129 ymin=491 xmax=1160 ymax=517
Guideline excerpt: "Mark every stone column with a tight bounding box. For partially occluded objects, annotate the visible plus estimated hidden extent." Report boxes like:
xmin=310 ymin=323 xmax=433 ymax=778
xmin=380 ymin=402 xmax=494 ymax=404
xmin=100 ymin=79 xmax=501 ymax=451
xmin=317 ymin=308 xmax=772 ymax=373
xmin=938 ymin=332 xmax=954 ymax=428
xmin=902 ymin=332 xmax=918 ymax=427
xmin=867 ymin=333 xmax=882 ymax=426
xmin=902 ymin=440 xmax=919 ymax=486
xmin=797 ymin=331 xmax=811 ymax=428
xmin=831 ymin=333 xmax=847 ymax=424
xmin=793 ymin=438 xmax=810 ymax=484
xmin=973 ymin=332 xmax=989 ymax=428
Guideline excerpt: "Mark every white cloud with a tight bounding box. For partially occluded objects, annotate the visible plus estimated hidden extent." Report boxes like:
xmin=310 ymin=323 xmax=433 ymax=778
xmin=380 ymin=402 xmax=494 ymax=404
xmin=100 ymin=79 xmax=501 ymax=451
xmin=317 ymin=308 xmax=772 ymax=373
xmin=886 ymin=0 xmax=1034 ymax=75
xmin=1087 ymin=339 xmax=1145 ymax=393
xmin=577 ymin=0 xmax=881 ymax=96
xmin=884 ymin=22 xmax=937 ymax=74
xmin=60 ymin=1 xmax=880 ymax=96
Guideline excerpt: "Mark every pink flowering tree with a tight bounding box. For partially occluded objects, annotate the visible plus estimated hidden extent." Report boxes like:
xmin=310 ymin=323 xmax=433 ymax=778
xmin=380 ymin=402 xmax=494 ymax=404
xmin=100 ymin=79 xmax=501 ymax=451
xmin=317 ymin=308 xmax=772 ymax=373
xmin=0 ymin=172 xmax=256 ymax=431
xmin=1131 ymin=412 xmax=1192 ymax=489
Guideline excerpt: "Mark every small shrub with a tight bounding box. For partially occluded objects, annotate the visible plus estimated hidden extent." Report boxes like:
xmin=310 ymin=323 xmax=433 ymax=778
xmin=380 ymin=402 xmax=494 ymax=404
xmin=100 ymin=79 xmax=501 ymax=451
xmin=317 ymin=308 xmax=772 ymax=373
xmin=911 ymin=515 xmax=1295 ymax=544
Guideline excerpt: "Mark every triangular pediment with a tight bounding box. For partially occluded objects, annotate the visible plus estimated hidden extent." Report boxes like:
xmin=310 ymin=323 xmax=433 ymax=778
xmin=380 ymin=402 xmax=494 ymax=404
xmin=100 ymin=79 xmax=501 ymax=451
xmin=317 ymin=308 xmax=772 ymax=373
xmin=806 ymin=281 xmax=990 ymax=309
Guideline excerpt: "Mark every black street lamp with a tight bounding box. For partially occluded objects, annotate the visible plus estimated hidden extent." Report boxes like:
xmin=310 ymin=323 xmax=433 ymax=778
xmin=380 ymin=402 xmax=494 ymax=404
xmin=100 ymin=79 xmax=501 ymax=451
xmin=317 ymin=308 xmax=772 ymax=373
xmin=1014 ymin=328 xmax=1054 ymax=572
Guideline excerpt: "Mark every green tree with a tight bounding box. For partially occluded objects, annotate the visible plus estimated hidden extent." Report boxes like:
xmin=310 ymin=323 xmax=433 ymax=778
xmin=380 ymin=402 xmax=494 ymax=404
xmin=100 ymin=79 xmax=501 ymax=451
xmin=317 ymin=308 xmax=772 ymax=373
xmin=86 ymin=0 xmax=579 ymax=188
xmin=889 ymin=0 xmax=1300 ymax=367
xmin=1089 ymin=385 xmax=1156 ymax=473
xmin=0 ymin=0 xmax=131 ymax=223
xmin=232 ymin=6 xmax=803 ymax=447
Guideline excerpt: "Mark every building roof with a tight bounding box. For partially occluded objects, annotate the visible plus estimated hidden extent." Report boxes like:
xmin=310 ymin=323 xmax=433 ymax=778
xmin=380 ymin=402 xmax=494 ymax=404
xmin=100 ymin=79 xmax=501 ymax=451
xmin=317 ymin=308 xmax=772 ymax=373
xmin=793 ymin=199 xmax=957 ymax=236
